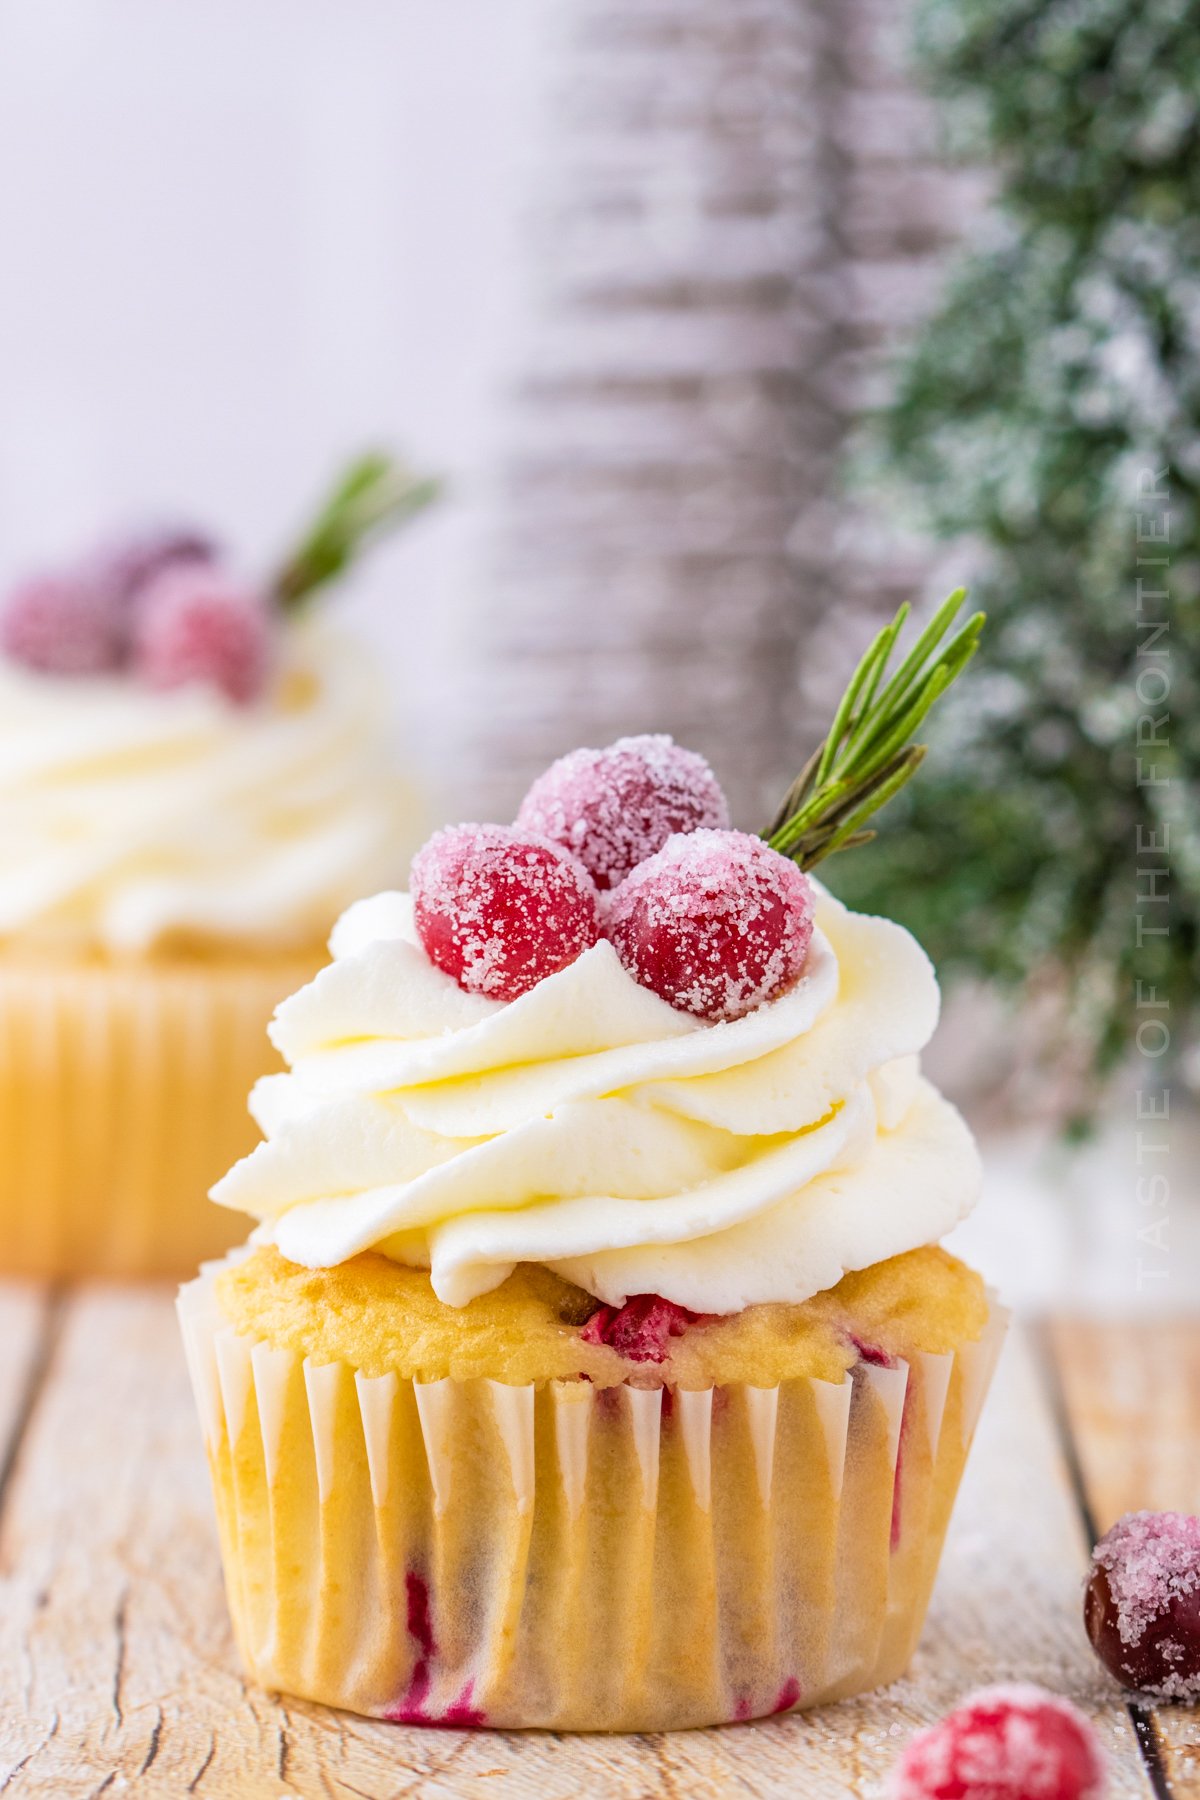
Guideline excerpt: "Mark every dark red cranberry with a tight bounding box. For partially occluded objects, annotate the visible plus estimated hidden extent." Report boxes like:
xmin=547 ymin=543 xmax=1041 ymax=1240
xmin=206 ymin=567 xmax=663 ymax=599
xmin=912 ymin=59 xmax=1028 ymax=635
xmin=1084 ymin=1510 xmax=1200 ymax=1700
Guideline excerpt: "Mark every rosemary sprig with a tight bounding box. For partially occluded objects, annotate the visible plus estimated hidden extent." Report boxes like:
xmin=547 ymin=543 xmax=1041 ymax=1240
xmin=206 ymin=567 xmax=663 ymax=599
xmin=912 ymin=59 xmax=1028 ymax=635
xmin=273 ymin=451 xmax=441 ymax=610
xmin=765 ymin=589 xmax=985 ymax=871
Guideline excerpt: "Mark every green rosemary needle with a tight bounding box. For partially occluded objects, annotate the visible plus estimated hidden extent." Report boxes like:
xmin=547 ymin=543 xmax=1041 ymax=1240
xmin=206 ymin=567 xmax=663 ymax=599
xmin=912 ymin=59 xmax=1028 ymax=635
xmin=765 ymin=589 xmax=985 ymax=871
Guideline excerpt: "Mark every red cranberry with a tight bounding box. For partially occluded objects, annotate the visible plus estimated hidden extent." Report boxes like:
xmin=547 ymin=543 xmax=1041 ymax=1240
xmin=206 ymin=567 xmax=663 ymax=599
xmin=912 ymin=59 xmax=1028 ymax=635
xmin=605 ymin=828 xmax=814 ymax=1022
xmin=90 ymin=526 xmax=217 ymax=612
xmin=411 ymin=824 xmax=601 ymax=1002
xmin=516 ymin=733 xmax=729 ymax=890
xmin=0 ymin=571 xmax=125 ymax=676
xmin=888 ymin=1684 xmax=1106 ymax=1800
xmin=580 ymin=1294 xmax=703 ymax=1363
xmin=133 ymin=567 xmax=273 ymax=704
xmin=1085 ymin=1511 xmax=1200 ymax=1700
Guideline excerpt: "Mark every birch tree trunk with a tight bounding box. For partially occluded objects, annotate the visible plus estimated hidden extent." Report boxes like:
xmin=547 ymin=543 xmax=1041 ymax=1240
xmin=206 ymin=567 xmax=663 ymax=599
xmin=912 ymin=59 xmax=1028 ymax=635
xmin=454 ymin=0 xmax=982 ymax=826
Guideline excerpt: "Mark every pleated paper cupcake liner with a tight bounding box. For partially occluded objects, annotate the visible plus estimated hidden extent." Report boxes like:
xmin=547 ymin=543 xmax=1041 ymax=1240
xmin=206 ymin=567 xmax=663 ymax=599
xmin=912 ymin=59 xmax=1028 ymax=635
xmin=0 ymin=953 xmax=321 ymax=1277
xmin=179 ymin=1254 xmax=1007 ymax=1732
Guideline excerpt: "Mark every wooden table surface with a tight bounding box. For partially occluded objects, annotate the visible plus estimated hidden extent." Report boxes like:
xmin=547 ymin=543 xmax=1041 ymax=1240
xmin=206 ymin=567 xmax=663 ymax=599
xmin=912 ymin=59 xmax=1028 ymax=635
xmin=0 ymin=1287 xmax=1196 ymax=1800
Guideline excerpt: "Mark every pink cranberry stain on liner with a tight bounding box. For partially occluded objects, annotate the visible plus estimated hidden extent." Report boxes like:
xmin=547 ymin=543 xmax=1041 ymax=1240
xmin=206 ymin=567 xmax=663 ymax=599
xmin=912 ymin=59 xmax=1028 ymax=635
xmin=385 ymin=1570 xmax=488 ymax=1729
xmin=771 ymin=1678 xmax=802 ymax=1714
xmin=849 ymin=1334 xmax=908 ymax=1551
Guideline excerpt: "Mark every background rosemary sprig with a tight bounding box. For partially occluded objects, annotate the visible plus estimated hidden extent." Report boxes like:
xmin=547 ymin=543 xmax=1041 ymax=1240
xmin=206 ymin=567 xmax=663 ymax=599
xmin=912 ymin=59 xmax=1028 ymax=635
xmin=765 ymin=589 xmax=985 ymax=870
xmin=273 ymin=451 xmax=441 ymax=610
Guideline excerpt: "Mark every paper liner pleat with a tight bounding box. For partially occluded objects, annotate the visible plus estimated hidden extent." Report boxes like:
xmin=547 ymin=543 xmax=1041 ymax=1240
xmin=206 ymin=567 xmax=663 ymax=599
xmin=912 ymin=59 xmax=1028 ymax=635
xmin=0 ymin=952 xmax=320 ymax=1276
xmin=179 ymin=1269 xmax=1007 ymax=1732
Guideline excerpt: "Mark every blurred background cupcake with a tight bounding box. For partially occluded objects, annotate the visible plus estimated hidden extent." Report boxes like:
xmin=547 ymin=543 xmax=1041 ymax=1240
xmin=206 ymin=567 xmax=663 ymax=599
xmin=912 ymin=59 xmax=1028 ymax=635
xmin=0 ymin=455 xmax=434 ymax=1276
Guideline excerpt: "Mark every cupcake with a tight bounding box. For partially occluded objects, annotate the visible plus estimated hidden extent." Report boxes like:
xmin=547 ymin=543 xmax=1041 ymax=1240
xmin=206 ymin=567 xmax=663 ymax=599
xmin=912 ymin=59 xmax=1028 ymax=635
xmin=180 ymin=594 xmax=1006 ymax=1729
xmin=0 ymin=455 xmax=434 ymax=1277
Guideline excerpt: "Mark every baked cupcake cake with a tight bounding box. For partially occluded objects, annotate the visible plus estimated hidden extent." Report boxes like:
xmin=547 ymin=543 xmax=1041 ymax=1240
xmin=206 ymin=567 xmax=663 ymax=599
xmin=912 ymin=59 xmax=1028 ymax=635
xmin=180 ymin=593 xmax=1007 ymax=1730
xmin=0 ymin=455 xmax=434 ymax=1277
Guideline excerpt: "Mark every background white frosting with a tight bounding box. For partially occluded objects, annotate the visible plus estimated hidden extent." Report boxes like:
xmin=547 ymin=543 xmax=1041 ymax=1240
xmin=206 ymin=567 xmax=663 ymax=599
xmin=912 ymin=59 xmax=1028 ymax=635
xmin=0 ymin=618 xmax=423 ymax=955
xmin=214 ymin=883 xmax=982 ymax=1313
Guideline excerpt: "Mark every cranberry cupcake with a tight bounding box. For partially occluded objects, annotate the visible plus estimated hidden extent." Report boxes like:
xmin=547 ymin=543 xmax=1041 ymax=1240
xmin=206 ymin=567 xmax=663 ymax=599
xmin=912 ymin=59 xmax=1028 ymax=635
xmin=0 ymin=456 xmax=433 ymax=1276
xmin=180 ymin=596 xmax=1006 ymax=1729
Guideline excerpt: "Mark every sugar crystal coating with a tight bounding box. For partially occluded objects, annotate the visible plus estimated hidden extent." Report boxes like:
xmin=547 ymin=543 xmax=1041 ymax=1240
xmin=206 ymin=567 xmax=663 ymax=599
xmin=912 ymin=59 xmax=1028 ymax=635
xmin=411 ymin=823 xmax=601 ymax=1002
xmin=888 ymin=1683 xmax=1107 ymax=1800
xmin=605 ymin=827 xmax=815 ymax=1022
xmin=517 ymin=733 xmax=730 ymax=889
xmin=0 ymin=571 xmax=125 ymax=676
xmin=133 ymin=566 xmax=274 ymax=705
xmin=1085 ymin=1510 xmax=1200 ymax=1701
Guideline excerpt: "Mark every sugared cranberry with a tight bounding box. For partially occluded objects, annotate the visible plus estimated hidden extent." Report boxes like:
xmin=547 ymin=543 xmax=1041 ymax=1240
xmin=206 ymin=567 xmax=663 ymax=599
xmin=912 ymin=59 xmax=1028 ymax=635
xmin=605 ymin=828 xmax=814 ymax=1022
xmin=90 ymin=525 xmax=217 ymax=611
xmin=133 ymin=567 xmax=273 ymax=704
xmin=889 ymin=1685 xmax=1106 ymax=1800
xmin=411 ymin=824 xmax=601 ymax=1002
xmin=0 ymin=571 xmax=125 ymax=676
xmin=581 ymin=1294 xmax=703 ymax=1363
xmin=1085 ymin=1511 xmax=1200 ymax=1701
xmin=516 ymin=733 xmax=729 ymax=890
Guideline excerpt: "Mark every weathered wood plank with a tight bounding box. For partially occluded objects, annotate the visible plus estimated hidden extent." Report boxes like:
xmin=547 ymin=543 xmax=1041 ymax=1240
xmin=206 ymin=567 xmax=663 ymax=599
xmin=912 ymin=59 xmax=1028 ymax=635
xmin=0 ymin=1282 xmax=53 ymax=1494
xmin=0 ymin=1299 xmax=1155 ymax=1798
xmin=1048 ymin=1319 xmax=1200 ymax=1800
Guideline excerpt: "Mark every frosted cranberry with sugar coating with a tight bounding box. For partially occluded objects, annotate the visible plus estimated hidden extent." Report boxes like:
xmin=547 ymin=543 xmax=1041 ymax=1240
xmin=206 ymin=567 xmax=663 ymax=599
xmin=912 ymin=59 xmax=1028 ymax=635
xmin=1085 ymin=1510 xmax=1200 ymax=1700
xmin=888 ymin=1684 xmax=1107 ymax=1800
xmin=134 ymin=567 xmax=273 ymax=704
xmin=0 ymin=571 xmax=125 ymax=676
xmin=517 ymin=734 xmax=729 ymax=890
xmin=605 ymin=828 xmax=814 ymax=1022
xmin=412 ymin=824 xmax=601 ymax=1002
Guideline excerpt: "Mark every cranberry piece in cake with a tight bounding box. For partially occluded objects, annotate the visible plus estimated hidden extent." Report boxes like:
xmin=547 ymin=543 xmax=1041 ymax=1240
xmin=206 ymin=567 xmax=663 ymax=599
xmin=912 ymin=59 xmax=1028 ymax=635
xmin=605 ymin=827 xmax=815 ymax=1022
xmin=1084 ymin=1510 xmax=1200 ymax=1700
xmin=133 ymin=566 xmax=274 ymax=704
xmin=889 ymin=1684 xmax=1107 ymax=1800
xmin=411 ymin=823 xmax=601 ymax=1001
xmin=516 ymin=733 xmax=729 ymax=890
xmin=580 ymin=1294 xmax=703 ymax=1364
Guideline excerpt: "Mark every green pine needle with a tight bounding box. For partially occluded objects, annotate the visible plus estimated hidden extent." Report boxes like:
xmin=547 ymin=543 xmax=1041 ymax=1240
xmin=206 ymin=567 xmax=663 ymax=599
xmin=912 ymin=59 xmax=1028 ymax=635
xmin=766 ymin=591 xmax=984 ymax=870
xmin=273 ymin=451 xmax=442 ymax=610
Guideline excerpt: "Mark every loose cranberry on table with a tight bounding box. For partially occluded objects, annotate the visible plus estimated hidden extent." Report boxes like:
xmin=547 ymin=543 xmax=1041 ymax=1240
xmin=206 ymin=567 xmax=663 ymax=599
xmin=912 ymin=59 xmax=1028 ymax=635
xmin=1084 ymin=1510 xmax=1200 ymax=1700
xmin=133 ymin=566 xmax=274 ymax=705
xmin=605 ymin=827 xmax=815 ymax=1022
xmin=888 ymin=1684 xmax=1107 ymax=1800
xmin=516 ymin=733 xmax=730 ymax=890
xmin=411 ymin=823 xmax=601 ymax=1002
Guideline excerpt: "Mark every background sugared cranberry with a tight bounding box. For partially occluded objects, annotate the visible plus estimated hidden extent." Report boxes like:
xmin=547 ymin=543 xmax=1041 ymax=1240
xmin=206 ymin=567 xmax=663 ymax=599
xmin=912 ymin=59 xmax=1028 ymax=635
xmin=411 ymin=823 xmax=601 ymax=1001
xmin=133 ymin=567 xmax=273 ymax=704
xmin=90 ymin=526 xmax=218 ymax=613
xmin=889 ymin=1684 xmax=1106 ymax=1800
xmin=516 ymin=733 xmax=729 ymax=890
xmin=1085 ymin=1511 xmax=1200 ymax=1700
xmin=605 ymin=827 xmax=815 ymax=1022
xmin=0 ymin=571 xmax=125 ymax=676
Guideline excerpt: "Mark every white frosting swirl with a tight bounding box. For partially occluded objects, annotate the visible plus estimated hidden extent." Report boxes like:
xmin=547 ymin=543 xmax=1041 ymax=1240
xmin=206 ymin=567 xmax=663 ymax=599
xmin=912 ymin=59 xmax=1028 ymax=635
xmin=0 ymin=618 xmax=422 ymax=955
xmin=213 ymin=883 xmax=982 ymax=1313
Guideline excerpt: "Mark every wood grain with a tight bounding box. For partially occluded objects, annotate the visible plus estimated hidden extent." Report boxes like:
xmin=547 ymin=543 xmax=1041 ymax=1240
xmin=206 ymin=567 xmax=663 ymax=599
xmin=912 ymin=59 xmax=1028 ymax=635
xmin=1048 ymin=1319 xmax=1200 ymax=1800
xmin=0 ymin=1296 xmax=1181 ymax=1798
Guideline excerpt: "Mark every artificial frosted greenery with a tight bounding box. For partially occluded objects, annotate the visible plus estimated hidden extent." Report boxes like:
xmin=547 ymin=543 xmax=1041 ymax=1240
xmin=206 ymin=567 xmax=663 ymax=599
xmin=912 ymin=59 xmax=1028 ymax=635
xmin=832 ymin=0 xmax=1200 ymax=1105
